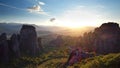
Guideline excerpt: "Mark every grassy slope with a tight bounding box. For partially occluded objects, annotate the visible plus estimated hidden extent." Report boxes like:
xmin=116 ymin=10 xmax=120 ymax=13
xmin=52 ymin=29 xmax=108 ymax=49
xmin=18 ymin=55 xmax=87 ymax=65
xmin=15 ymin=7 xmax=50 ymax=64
xmin=68 ymin=53 xmax=120 ymax=68
xmin=37 ymin=53 xmax=120 ymax=68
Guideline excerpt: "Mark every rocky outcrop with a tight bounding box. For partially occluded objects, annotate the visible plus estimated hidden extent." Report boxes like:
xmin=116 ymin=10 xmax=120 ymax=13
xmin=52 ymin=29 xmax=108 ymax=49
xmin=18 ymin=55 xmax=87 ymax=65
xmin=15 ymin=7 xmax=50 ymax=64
xmin=0 ymin=33 xmax=9 ymax=63
xmin=20 ymin=25 xmax=40 ymax=56
xmin=65 ymin=48 xmax=94 ymax=67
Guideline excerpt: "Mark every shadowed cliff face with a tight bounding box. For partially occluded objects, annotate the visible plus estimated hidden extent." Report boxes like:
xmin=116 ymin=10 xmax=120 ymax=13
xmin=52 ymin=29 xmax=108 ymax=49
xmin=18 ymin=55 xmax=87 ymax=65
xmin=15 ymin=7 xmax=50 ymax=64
xmin=20 ymin=25 xmax=40 ymax=56
xmin=76 ymin=22 xmax=120 ymax=54
xmin=94 ymin=22 xmax=120 ymax=54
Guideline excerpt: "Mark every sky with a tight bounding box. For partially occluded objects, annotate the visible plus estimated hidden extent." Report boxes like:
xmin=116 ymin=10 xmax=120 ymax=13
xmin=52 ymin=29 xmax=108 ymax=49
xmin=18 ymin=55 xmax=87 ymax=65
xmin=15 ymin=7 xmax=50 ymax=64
xmin=0 ymin=0 xmax=120 ymax=27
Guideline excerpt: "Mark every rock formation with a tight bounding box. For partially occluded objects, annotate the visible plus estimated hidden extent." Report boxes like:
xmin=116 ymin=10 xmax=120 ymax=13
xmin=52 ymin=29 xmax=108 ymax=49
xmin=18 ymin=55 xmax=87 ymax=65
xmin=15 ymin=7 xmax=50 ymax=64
xmin=0 ymin=33 xmax=9 ymax=63
xmin=0 ymin=24 xmax=42 ymax=63
xmin=77 ymin=22 xmax=120 ymax=54
xmin=94 ymin=22 xmax=120 ymax=54
xmin=49 ymin=35 xmax=64 ymax=46
xmin=9 ymin=34 xmax=20 ymax=58
xmin=20 ymin=25 xmax=40 ymax=56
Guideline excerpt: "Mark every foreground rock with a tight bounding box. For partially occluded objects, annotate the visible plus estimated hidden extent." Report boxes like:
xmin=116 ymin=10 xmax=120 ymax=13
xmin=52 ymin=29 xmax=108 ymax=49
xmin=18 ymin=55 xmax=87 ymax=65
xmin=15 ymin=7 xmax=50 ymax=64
xmin=64 ymin=48 xmax=94 ymax=67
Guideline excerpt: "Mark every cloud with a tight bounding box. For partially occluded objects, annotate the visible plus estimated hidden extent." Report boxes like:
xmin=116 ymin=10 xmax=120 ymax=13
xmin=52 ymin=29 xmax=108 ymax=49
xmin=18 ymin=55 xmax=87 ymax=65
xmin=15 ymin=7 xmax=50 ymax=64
xmin=50 ymin=18 xmax=56 ymax=22
xmin=27 ymin=5 xmax=47 ymax=15
xmin=35 ymin=0 xmax=45 ymax=5
xmin=0 ymin=2 xmax=47 ymax=15
xmin=27 ymin=0 xmax=47 ymax=15
xmin=27 ymin=5 xmax=43 ymax=12
xmin=38 ymin=1 xmax=45 ymax=5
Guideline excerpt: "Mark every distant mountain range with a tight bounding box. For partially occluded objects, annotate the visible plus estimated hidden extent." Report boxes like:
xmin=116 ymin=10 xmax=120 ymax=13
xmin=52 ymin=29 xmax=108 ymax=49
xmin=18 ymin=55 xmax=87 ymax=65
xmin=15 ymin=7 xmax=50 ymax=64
xmin=0 ymin=23 xmax=95 ymax=37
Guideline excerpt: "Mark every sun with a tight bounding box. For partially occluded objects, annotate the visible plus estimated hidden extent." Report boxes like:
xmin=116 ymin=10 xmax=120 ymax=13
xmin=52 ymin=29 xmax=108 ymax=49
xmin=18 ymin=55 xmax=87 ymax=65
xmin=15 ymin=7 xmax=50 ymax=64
xmin=58 ymin=22 xmax=87 ymax=28
xmin=54 ymin=19 xmax=98 ymax=28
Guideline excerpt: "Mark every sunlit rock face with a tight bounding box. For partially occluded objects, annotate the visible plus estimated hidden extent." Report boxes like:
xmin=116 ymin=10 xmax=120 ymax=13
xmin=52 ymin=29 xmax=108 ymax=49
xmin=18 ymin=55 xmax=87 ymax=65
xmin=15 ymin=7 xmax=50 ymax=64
xmin=20 ymin=25 xmax=40 ymax=56
xmin=0 ymin=33 xmax=9 ymax=63
xmin=94 ymin=22 xmax=120 ymax=54
xmin=9 ymin=34 xmax=20 ymax=58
